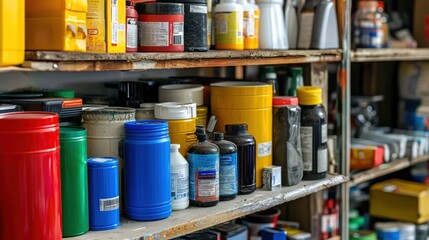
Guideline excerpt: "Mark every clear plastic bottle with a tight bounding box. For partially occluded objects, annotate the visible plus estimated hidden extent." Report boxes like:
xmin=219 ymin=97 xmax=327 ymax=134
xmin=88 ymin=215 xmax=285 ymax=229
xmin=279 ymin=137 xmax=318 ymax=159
xmin=358 ymin=1 xmax=383 ymax=48
xmin=170 ymin=144 xmax=189 ymax=211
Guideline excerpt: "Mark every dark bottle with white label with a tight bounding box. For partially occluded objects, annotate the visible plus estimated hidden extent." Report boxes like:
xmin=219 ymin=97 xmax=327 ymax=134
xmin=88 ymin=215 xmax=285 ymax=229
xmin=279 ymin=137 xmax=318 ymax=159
xmin=297 ymin=86 xmax=328 ymax=180
xmin=212 ymin=132 xmax=238 ymax=201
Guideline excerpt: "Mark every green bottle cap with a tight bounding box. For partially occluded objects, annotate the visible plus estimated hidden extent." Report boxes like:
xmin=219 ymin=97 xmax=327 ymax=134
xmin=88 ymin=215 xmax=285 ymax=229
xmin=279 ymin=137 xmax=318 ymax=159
xmin=290 ymin=67 xmax=303 ymax=78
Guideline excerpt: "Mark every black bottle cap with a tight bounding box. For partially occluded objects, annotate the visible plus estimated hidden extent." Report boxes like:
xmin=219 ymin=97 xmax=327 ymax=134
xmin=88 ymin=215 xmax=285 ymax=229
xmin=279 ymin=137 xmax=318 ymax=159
xmin=134 ymin=2 xmax=184 ymax=15
xmin=213 ymin=132 xmax=224 ymax=141
xmin=225 ymin=124 xmax=248 ymax=135
xmin=197 ymin=133 xmax=208 ymax=142
xmin=196 ymin=125 xmax=206 ymax=134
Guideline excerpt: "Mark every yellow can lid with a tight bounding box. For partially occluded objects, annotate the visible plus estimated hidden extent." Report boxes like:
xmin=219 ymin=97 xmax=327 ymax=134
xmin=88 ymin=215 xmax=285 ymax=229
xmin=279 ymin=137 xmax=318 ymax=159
xmin=297 ymin=86 xmax=322 ymax=105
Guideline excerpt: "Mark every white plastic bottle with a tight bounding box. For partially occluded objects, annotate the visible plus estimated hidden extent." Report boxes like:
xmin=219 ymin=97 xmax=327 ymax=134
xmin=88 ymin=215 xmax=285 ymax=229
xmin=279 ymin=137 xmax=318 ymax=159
xmin=284 ymin=0 xmax=298 ymax=49
xmin=214 ymin=0 xmax=244 ymax=50
xmin=170 ymin=144 xmax=189 ymax=211
xmin=257 ymin=0 xmax=288 ymax=49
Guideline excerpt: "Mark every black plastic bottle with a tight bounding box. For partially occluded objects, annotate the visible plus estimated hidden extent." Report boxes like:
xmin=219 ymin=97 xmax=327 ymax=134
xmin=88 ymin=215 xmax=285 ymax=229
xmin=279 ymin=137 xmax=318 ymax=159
xmin=212 ymin=132 xmax=238 ymax=201
xmin=297 ymin=86 xmax=328 ymax=180
xmin=187 ymin=133 xmax=220 ymax=207
xmin=224 ymin=124 xmax=256 ymax=195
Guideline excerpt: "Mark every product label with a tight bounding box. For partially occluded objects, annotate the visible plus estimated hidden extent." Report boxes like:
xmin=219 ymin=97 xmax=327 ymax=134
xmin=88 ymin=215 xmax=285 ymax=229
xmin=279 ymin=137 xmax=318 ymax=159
xmin=207 ymin=15 xmax=212 ymax=45
xmin=258 ymin=141 xmax=272 ymax=157
xmin=219 ymin=153 xmax=238 ymax=196
xmin=139 ymin=21 xmax=169 ymax=47
xmin=111 ymin=0 xmax=119 ymax=45
xmin=127 ymin=18 xmax=138 ymax=48
xmin=173 ymin=22 xmax=184 ymax=45
xmin=171 ymin=168 xmax=189 ymax=201
xmin=190 ymin=5 xmax=208 ymax=14
xmin=99 ymin=196 xmax=119 ymax=211
xmin=321 ymin=123 xmax=327 ymax=144
xmin=243 ymin=10 xmax=255 ymax=38
xmin=359 ymin=20 xmax=383 ymax=48
xmin=215 ymin=11 xmax=243 ymax=46
xmin=300 ymin=126 xmax=313 ymax=171
xmin=188 ymin=153 xmax=219 ymax=202
xmin=321 ymin=214 xmax=330 ymax=233
xmin=297 ymin=13 xmax=314 ymax=49
xmin=317 ymin=148 xmax=328 ymax=173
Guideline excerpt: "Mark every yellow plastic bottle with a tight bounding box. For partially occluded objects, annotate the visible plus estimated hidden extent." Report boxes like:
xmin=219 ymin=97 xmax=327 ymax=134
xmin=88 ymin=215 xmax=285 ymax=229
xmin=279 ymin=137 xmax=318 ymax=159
xmin=214 ymin=0 xmax=244 ymax=50
xmin=25 ymin=0 xmax=88 ymax=52
xmin=237 ymin=0 xmax=257 ymax=49
xmin=0 ymin=0 xmax=25 ymax=66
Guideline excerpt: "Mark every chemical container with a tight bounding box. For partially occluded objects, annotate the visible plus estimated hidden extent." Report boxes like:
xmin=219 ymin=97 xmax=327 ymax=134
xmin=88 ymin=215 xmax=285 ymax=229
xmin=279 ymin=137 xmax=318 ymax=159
xmin=170 ymin=144 xmax=190 ymax=210
xmin=159 ymin=84 xmax=205 ymax=106
xmin=0 ymin=112 xmax=62 ymax=239
xmin=214 ymin=0 xmax=244 ymax=50
xmin=257 ymin=0 xmax=288 ymax=49
xmin=87 ymin=157 xmax=120 ymax=230
xmin=136 ymin=103 xmax=155 ymax=120
xmin=155 ymin=102 xmax=198 ymax=156
xmin=211 ymin=223 xmax=248 ymax=240
xmin=375 ymin=222 xmax=400 ymax=240
xmin=0 ymin=0 xmax=24 ymax=66
xmin=82 ymin=107 xmax=136 ymax=211
xmin=211 ymin=81 xmax=272 ymax=188
xmin=60 ymin=127 xmax=89 ymax=237
xmin=124 ymin=120 xmax=172 ymax=220
xmin=86 ymin=0 xmax=126 ymax=53
xmin=26 ymin=0 xmax=88 ymax=51
xmin=126 ymin=0 xmax=138 ymax=52
xmin=242 ymin=208 xmax=281 ymax=237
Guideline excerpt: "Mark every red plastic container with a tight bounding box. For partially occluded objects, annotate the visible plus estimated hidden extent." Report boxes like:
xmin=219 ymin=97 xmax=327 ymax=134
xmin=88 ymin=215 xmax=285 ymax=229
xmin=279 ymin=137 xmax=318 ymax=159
xmin=0 ymin=112 xmax=62 ymax=239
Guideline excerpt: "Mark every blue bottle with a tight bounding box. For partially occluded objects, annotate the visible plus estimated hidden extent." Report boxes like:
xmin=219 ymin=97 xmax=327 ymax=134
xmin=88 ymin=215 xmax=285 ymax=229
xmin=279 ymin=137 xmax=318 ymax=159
xmin=87 ymin=157 xmax=120 ymax=231
xmin=124 ymin=120 xmax=171 ymax=221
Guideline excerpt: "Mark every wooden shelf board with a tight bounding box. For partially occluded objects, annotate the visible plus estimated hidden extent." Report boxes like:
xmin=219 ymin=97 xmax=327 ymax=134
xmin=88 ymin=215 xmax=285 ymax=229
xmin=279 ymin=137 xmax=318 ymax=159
xmin=351 ymin=48 xmax=429 ymax=62
xmin=69 ymin=174 xmax=347 ymax=240
xmin=410 ymin=155 xmax=429 ymax=166
xmin=21 ymin=50 xmax=342 ymax=71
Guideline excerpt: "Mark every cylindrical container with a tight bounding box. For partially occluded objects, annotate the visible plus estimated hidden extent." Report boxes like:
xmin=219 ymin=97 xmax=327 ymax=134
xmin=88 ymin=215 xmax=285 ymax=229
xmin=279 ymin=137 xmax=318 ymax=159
xmin=211 ymin=81 xmax=272 ymax=188
xmin=287 ymin=67 xmax=304 ymax=97
xmin=82 ymin=107 xmax=136 ymax=211
xmin=159 ymin=84 xmax=205 ymax=105
xmin=170 ymin=144 xmax=190 ymax=210
xmin=350 ymin=230 xmax=377 ymax=240
xmin=60 ymin=127 xmax=89 ymax=237
xmin=214 ymin=0 xmax=244 ymax=50
xmin=0 ymin=112 xmax=62 ymax=239
xmin=272 ymin=96 xmax=303 ymax=186
xmin=398 ymin=223 xmax=416 ymax=240
xmin=188 ymin=133 xmax=220 ymax=207
xmin=155 ymin=102 xmax=198 ymax=156
xmin=375 ymin=222 xmax=400 ymax=240
xmin=126 ymin=0 xmax=139 ymax=52
xmin=224 ymin=124 xmax=256 ymax=194
xmin=135 ymin=2 xmax=185 ymax=52
xmin=416 ymin=223 xmax=429 ymax=240
xmin=136 ymin=103 xmax=156 ymax=120
xmin=0 ymin=0 xmax=24 ymax=67
xmin=87 ymin=157 xmax=120 ymax=231
xmin=297 ymin=86 xmax=328 ymax=180
xmin=124 ymin=120 xmax=172 ymax=220
xmin=248 ymin=0 xmax=260 ymax=48
xmin=242 ymin=208 xmax=281 ymax=237
xmin=237 ymin=0 xmax=257 ymax=49
xmin=159 ymin=0 xmax=208 ymax=51
xmin=212 ymin=132 xmax=238 ymax=201
xmin=197 ymin=105 xmax=208 ymax=128
xmin=257 ymin=0 xmax=288 ymax=49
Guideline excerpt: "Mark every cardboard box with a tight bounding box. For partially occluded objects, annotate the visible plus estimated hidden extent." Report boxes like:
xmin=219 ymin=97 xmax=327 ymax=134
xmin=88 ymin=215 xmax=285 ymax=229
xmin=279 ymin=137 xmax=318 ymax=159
xmin=413 ymin=0 xmax=429 ymax=48
xmin=370 ymin=179 xmax=429 ymax=223
xmin=350 ymin=144 xmax=384 ymax=170
xmin=87 ymin=0 xmax=126 ymax=53
xmin=262 ymin=166 xmax=281 ymax=191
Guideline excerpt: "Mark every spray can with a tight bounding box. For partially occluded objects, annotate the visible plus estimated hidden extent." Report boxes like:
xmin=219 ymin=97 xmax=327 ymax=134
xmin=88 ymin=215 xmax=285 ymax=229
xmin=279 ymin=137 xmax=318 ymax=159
xmin=170 ymin=144 xmax=190 ymax=210
xmin=126 ymin=0 xmax=139 ymax=52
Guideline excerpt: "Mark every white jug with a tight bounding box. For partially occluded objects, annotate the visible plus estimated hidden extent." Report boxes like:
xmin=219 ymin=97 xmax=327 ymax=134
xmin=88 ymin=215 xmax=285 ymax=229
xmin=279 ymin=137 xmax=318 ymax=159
xmin=257 ymin=0 xmax=288 ymax=49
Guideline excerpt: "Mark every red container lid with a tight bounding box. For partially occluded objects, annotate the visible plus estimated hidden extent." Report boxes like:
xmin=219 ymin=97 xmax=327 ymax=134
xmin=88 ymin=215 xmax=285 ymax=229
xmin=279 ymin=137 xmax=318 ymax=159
xmin=0 ymin=112 xmax=59 ymax=130
xmin=273 ymin=96 xmax=299 ymax=106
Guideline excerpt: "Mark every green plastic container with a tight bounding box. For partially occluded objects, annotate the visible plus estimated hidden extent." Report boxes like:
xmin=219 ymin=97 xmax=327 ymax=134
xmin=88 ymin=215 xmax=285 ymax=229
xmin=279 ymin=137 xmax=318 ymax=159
xmin=45 ymin=90 xmax=75 ymax=98
xmin=60 ymin=127 xmax=89 ymax=237
xmin=350 ymin=230 xmax=377 ymax=240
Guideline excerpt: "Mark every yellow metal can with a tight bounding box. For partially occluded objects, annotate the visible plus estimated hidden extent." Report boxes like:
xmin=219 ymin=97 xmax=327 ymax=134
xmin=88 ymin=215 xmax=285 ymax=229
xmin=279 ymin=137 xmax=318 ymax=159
xmin=0 ymin=0 xmax=24 ymax=66
xmin=211 ymin=82 xmax=272 ymax=188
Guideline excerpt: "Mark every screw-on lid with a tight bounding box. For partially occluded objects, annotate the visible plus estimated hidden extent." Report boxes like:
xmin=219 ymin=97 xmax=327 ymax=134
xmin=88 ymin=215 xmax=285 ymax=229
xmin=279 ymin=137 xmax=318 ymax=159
xmin=170 ymin=144 xmax=181 ymax=151
xmin=273 ymin=96 xmax=299 ymax=106
xmin=196 ymin=125 xmax=206 ymax=134
xmin=140 ymin=102 xmax=156 ymax=109
xmin=159 ymin=84 xmax=204 ymax=106
xmin=297 ymin=86 xmax=322 ymax=106
xmin=197 ymin=133 xmax=208 ymax=141
xmin=0 ymin=112 xmax=58 ymax=131
xmin=83 ymin=107 xmax=136 ymax=121
xmin=155 ymin=102 xmax=197 ymax=120
xmin=214 ymin=132 xmax=224 ymax=141
xmin=87 ymin=157 xmax=118 ymax=168
xmin=290 ymin=67 xmax=303 ymax=78
xmin=225 ymin=123 xmax=248 ymax=134
xmin=60 ymin=126 xmax=87 ymax=139
xmin=135 ymin=2 xmax=184 ymax=15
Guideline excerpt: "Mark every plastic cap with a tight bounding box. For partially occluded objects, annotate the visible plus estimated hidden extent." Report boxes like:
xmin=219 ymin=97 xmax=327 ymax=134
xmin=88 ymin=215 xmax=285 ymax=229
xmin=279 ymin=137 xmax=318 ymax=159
xmin=140 ymin=102 xmax=155 ymax=109
xmin=297 ymin=86 xmax=322 ymax=105
xmin=60 ymin=126 xmax=87 ymax=139
xmin=196 ymin=125 xmax=206 ymax=134
xmin=154 ymin=102 xmax=197 ymax=120
xmin=225 ymin=124 xmax=248 ymax=134
xmin=214 ymin=132 xmax=224 ymax=141
xmin=377 ymin=1 xmax=384 ymax=9
xmin=170 ymin=144 xmax=180 ymax=151
xmin=273 ymin=96 xmax=298 ymax=106
xmin=0 ymin=112 xmax=58 ymax=131
xmin=197 ymin=133 xmax=208 ymax=142
xmin=87 ymin=157 xmax=118 ymax=168
xmin=159 ymin=84 xmax=204 ymax=106
xmin=290 ymin=67 xmax=303 ymax=78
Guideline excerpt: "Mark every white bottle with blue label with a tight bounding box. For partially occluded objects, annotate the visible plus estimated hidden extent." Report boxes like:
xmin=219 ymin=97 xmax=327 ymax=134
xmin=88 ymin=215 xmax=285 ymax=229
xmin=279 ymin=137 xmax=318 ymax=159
xmin=170 ymin=144 xmax=189 ymax=211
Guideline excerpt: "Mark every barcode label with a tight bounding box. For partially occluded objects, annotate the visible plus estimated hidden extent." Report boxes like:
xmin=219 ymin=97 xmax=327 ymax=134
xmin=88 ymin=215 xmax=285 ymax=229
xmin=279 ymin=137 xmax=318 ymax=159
xmin=173 ymin=35 xmax=183 ymax=45
xmin=100 ymin=196 xmax=119 ymax=211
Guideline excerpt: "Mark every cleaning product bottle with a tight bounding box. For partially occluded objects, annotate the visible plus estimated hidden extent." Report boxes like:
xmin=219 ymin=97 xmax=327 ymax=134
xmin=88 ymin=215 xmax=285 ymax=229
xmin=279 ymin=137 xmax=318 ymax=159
xmin=126 ymin=0 xmax=138 ymax=52
xmin=212 ymin=132 xmax=238 ymax=201
xmin=257 ymin=0 xmax=288 ymax=49
xmin=310 ymin=0 xmax=339 ymax=49
xmin=297 ymin=0 xmax=317 ymax=49
xmin=188 ymin=132 xmax=220 ymax=207
xmin=237 ymin=0 xmax=257 ymax=49
xmin=284 ymin=0 xmax=298 ymax=49
xmin=214 ymin=0 xmax=244 ymax=50
xmin=170 ymin=144 xmax=189 ymax=211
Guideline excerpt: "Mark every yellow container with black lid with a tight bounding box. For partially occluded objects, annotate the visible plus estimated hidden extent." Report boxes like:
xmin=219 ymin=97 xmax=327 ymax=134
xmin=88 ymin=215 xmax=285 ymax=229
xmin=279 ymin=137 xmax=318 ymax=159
xmin=0 ymin=0 xmax=25 ymax=66
xmin=155 ymin=102 xmax=198 ymax=156
xmin=211 ymin=82 xmax=272 ymax=188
